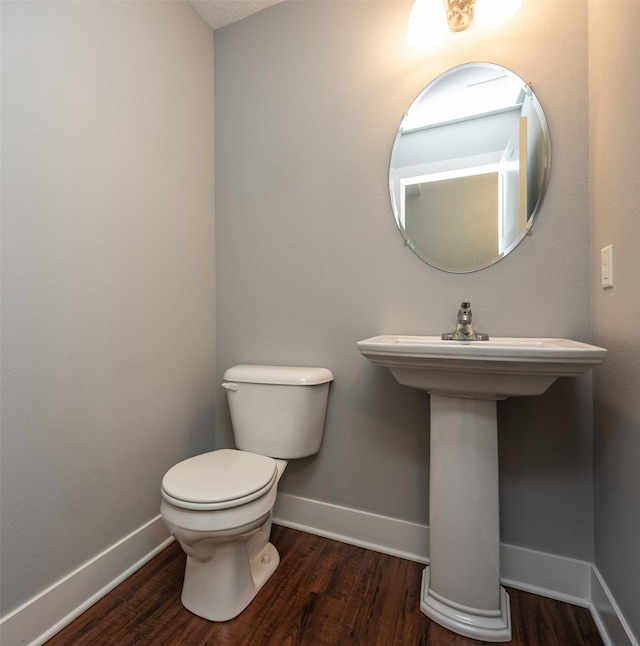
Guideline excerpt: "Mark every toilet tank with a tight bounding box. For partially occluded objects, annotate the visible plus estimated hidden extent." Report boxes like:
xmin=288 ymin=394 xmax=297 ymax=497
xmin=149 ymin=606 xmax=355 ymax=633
xmin=222 ymin=365 xmax=333 ymax=459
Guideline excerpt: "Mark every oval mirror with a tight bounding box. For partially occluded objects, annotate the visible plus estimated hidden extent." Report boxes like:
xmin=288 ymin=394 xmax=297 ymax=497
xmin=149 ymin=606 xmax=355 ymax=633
xmin=389 ymin=63 xmax=551 ymax=273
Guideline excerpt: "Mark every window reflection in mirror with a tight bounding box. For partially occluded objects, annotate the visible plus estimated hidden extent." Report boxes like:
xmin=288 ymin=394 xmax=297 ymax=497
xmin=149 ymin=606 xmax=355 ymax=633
xmin=389 ymin=63 xmax=551 ymax=273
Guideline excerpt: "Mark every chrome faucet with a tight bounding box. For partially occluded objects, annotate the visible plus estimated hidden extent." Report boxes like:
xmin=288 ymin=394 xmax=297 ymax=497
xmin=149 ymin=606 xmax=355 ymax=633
xmin=441 ymin=301 xmax=489 ymax=341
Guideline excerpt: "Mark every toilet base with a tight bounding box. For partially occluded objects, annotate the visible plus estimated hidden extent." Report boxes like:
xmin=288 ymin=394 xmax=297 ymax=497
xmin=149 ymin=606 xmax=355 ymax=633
xmin=181 ymin=537 xmax=280 ymax=621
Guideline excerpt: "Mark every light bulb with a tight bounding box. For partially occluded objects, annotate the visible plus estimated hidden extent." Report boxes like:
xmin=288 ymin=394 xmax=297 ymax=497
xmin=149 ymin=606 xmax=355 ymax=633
xmin=407 ymin=0 xmax=448 ymax=48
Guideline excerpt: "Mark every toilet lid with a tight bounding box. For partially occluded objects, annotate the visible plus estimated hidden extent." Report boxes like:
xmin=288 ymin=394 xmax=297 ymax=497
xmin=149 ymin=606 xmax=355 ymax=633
xmin=162 ymin=449 xmax=277 ymax=506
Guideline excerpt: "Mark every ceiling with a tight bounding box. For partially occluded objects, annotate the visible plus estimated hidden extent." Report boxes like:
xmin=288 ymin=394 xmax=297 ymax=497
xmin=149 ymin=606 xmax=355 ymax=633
xmin=188 ymin=0 xmax=285 ymax=30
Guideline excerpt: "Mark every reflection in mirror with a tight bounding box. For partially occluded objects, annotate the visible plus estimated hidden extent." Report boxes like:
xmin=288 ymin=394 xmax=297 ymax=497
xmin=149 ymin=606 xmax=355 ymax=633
xmin=389 ymin=63 xmax=551 ymax=273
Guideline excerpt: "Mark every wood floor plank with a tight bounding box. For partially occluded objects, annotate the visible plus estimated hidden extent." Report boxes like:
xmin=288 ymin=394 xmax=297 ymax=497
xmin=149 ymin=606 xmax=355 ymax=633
xmin=44 ymin=525 xmax=603 ymax=646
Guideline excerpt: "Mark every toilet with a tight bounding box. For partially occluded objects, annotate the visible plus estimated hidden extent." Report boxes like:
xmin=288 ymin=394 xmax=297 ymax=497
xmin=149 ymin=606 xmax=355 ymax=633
xmin=160 ymin=364 xmax=333 ymax=621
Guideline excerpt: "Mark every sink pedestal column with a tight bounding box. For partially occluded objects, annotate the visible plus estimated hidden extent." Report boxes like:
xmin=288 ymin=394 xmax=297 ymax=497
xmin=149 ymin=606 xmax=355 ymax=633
xmin=420 ymin=394 xmax=511 ymax=642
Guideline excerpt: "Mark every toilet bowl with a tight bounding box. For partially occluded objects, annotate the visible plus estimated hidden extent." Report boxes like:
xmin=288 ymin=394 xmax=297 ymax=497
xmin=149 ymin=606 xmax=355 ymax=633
xmin=160 ymin=365 xmax=332 ymax=621
xmin=161 ymin=449 xmax=287 ymax=621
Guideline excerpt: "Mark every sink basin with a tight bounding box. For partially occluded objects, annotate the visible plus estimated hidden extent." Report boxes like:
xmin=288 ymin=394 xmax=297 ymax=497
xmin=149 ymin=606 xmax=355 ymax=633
xmin=357 ymin=335 xmax=607 ymax=399
xmin=357 ymin=334 xmax=606 ymax=641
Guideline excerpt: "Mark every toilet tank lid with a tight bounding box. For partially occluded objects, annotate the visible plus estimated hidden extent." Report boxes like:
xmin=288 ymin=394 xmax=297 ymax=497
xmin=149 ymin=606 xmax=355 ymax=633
xmin=223 ymin=364 xmax=333 ymax=385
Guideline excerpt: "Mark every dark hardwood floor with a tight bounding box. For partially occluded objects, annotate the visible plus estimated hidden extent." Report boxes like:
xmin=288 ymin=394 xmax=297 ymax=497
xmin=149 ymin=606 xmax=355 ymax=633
xmin=45 ymin=525 xmax=603 ymax=645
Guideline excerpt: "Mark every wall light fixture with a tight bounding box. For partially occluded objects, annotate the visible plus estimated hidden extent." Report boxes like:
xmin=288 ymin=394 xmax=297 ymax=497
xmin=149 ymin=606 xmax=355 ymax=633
xmin=407 ymin=0 xmax=523 ymax=47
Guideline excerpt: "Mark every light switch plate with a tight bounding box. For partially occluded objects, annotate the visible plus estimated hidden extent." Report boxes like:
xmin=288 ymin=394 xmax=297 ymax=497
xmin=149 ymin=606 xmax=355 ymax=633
xmin=601 ymin=245 xmax=613 ymax=288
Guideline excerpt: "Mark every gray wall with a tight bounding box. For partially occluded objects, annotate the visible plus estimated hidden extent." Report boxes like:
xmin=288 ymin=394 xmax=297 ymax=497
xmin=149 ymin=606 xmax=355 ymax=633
xmin=214 ymin=0 xmax=596 ymax=561
xmin=590 ymin=1 xmax=640 ymax=637
xmin=0 ymin=1 xmax=216 ymax=616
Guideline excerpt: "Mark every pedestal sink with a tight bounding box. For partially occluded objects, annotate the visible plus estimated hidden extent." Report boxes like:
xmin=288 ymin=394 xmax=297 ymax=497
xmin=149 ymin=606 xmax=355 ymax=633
xmin=356 ymin=335 xmax=606 ymax=642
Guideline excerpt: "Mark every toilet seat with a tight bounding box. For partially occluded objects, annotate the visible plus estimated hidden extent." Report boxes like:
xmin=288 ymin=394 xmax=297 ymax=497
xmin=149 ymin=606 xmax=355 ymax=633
xmin=161 ymin=449 xmax=277 ymax=511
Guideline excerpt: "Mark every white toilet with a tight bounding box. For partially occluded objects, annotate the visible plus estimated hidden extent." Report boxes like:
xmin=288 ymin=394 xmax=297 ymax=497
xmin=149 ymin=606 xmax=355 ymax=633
xmin=160 ymin=364 xmax=333 ymax=621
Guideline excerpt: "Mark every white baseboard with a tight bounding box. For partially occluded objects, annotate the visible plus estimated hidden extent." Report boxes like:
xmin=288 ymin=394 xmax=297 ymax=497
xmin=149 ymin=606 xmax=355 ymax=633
xmin=273 ymin=492 xmax=430 ymax=563
xmin=500 ymin=542 xmax=592 ymax=607
xmin=0 ymin=515 xmax=173 ymax=646
xmin=589 ymin=566 xmax=639 ymax=646
xmin=273 ymin=492 xmax=637 ymax=646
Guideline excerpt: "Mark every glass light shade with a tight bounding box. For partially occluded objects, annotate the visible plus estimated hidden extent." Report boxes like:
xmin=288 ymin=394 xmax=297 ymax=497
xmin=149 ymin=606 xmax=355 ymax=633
xmin=407 ymin=0 xmax=448 ymax=48
xmin=474 ymin=0 xmax=523 ymax=26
